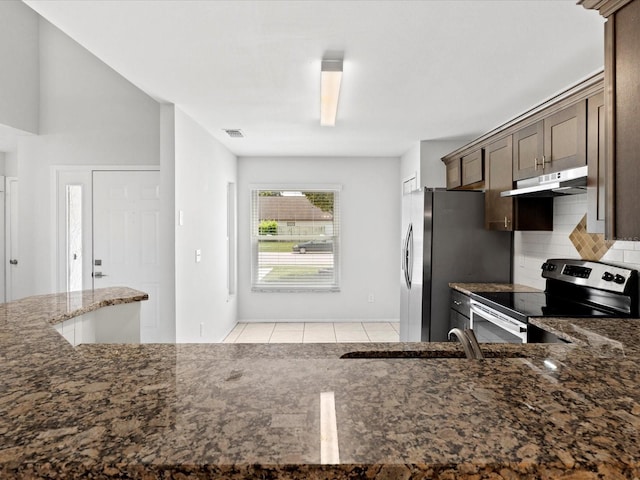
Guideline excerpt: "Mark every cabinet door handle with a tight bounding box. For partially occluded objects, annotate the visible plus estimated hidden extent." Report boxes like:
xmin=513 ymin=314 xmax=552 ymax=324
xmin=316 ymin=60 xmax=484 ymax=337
xmin=534 ymin=156 xmax=549 ymax=171
xmin=541 ymin=155 xmax=551 ymax=171
xmin=453 ymin=300 xmax=462 ymax=306
xmin=504 ymin=216 xmax=508 ymax=229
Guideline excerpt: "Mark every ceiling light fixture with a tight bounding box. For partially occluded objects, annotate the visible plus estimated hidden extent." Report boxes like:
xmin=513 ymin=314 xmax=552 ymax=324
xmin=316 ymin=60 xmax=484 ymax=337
xmin=320 ymin=58 xmax=343 ymax=127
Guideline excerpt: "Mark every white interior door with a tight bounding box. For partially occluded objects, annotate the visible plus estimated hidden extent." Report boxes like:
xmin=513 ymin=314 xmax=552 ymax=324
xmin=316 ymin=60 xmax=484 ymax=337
xmin=92 ymin=170 xmax=160 ymax=343
xmin=5 ymin=177 xmax=18 ymax=302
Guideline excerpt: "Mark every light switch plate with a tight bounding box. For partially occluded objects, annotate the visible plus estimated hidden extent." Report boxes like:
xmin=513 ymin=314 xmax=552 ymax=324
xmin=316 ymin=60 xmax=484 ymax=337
xmin=195 ymin=249 xmax=202 ymax=263
xmin=178 ymin=210 xmax=184 ymax=226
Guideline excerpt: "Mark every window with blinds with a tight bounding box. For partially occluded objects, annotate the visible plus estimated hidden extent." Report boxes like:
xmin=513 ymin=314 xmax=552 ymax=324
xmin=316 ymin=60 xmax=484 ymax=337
xmin=251 ymin=186 xmax=340 ymax=292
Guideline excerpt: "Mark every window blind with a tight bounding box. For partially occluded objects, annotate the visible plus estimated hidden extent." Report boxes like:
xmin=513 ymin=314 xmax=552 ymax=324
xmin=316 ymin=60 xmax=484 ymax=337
xmin=251 ymin=187 xmax=340 ymax=292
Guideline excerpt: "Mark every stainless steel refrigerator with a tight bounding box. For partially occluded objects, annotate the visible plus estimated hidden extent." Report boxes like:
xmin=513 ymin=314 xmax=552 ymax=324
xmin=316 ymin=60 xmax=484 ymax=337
xmin=400 ymin=188 xmax=512 ymax=342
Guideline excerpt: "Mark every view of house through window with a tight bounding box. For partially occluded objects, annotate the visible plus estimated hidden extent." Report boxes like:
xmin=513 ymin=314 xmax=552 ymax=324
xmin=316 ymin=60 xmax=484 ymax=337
xmin=251 ymin=186 xmax=340 ymax=291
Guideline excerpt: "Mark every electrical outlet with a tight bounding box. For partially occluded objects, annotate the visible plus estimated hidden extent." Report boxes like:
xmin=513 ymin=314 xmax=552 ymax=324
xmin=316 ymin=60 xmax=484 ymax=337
xmin=200 ymin=322 xmax=204 ymax=337
xmin=367 ymin=292 xmax=375 ymax=303
xmin=195 ymin=249 xmax=202 ymax=263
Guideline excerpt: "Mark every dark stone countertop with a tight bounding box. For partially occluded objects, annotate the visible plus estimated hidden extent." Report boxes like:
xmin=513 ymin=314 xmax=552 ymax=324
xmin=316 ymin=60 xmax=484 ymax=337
xmin=2 ymin=287 xmax=640 ymax=478
xmin=449 ymin=282 xmax=543 ymax=295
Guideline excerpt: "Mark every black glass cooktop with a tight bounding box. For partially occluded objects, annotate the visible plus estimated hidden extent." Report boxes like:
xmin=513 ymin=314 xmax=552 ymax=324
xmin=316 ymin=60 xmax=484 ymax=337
xmin=471 ymin=291 xmax=619 ymax=322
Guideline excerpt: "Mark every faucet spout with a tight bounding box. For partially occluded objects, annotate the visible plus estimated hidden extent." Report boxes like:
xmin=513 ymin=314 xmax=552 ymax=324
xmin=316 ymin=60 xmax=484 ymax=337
xmin=464 ymin=328 xmax=484 ymax=359
xmin=448 ymin=328 xmax=484 ymax=359
xmin=448 ymin=328 xmax=476 ymax=359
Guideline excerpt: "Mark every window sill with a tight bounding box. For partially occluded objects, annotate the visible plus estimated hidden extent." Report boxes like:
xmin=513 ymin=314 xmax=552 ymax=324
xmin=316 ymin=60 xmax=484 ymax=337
xmin=251 ymin=287 xmax=340 ymax=293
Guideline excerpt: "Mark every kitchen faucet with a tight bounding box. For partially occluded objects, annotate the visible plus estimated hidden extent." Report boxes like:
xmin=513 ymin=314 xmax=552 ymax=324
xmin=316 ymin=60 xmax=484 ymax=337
xmin=448 ymin=328 xmax=484 ymax=359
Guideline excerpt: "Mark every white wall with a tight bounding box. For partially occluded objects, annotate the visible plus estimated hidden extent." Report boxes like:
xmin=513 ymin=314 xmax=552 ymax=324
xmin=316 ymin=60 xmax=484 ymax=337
xmin=515 ymin=195 xmax=640 ymax=289
xmin=400 ymin=143 xmax=420 ymax=189
xmin=4 ymin=151 xmax=17 ymax=177
xmin=419 ymin=139 xmax=471 ymax=188
xmin=174 ymin=108 xmax=237 ymax=342
xmin=399 ymin=139 xmax=471 ymax=191
xmin=0 ymin=1 xmax=39 ymax=134
xmin=16 ymin=18 xmax=161 ymax=301
xmin=238 ymin=156 xmax=400 ymax=322
xmin=159 ymin=104 xmax=177 ymax=343
xmin=4 ymin=12 xmax=236 ymax=343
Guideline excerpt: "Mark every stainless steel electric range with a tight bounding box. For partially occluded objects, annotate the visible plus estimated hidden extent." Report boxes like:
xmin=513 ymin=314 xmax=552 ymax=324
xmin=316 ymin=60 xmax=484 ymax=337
xmin=469 ymin=259 xmax=639 ymax=343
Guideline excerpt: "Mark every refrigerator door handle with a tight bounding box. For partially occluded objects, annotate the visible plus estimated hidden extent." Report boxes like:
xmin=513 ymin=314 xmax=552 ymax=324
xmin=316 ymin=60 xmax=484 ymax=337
xmin=405 ymin=223 xmax=413 ymax=289
xmin=401 ymin=233 xmax=407 ymax=274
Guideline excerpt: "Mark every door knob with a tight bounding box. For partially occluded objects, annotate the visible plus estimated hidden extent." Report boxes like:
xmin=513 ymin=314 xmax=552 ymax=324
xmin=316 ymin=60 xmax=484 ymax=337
xmin=92 ymin=271 xmax=108 ymax=278
xmin=9 ymin=259 xmax=17 ymax=265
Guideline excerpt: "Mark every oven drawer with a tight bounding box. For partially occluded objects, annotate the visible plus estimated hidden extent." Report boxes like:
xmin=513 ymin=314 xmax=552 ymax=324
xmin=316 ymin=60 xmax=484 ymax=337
xmin=450 ymin=290 xmax=471 ymax=316
xmin=469 ymin=300 xmax=528 ymax=344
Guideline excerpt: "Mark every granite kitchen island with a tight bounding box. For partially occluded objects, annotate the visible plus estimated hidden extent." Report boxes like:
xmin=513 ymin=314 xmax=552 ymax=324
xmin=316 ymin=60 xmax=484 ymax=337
xmin=2 ymin=288 xmax=640 ymax=479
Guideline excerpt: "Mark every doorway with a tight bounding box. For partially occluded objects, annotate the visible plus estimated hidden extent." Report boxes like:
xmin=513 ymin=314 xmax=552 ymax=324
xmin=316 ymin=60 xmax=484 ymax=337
xmin=56 ymin=168 xmax=160 ymax=342
xmin=92 ymin=170 xmax=161 ymax=342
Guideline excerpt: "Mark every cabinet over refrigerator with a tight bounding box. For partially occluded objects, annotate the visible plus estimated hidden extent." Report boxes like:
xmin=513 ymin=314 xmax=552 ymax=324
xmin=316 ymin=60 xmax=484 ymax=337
xmin=400 ymin=188 xmax=512 ymax=342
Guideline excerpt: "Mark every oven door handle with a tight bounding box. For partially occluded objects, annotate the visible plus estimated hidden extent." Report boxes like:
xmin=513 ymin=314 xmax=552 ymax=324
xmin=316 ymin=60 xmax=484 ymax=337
xmin=469 ymin=303 xmax=527 ymax=337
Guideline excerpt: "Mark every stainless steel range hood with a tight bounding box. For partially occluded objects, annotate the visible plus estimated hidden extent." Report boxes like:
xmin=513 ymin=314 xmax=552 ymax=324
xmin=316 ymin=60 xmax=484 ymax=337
xmin=500 ymin=166 xmax=587 ymax=198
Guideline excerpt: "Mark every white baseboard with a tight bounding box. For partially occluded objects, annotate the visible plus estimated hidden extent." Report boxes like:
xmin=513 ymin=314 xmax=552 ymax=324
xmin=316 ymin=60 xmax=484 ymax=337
xmin=239 ymin=318 xmax=399 ymax=323
xmin=217 ymin=322 xmax=240 ymax=343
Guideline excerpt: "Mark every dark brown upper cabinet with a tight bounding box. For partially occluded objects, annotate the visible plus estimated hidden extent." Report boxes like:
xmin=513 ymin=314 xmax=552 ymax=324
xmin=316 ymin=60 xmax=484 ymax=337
xmin=587 ymin=91 xmax=606 ymax=234
xmin=485 ymin=136 xmax=514 ymax=231
xmin=445 ymin=158 xmax=461 ymax=189
xmin=441 ymin=64 xmax=602 ymax=231
xmin=461 ymin=149 xmax=484 ymax=187
xmin=580 ymin=0 xmax=640 ymax=240
xmin=542 ymin=101 xmax=587 ymax=175
xmin=513 ymin=122 xmax=544 ymax=181
xmin=607 ymin=0 xmax=640 ymax=240
xmin=485 ymin=136 xmax=552 ymax=232
xmin=445 ymin=149 xmax=484 ymax=190
xmin=513 ymin=102 xmax=587 ymax=181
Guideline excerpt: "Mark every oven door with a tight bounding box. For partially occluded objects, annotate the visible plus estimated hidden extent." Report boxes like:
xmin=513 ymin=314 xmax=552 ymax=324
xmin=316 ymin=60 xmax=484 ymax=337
xmin=469 ymin=300 xmax=528 ymax=344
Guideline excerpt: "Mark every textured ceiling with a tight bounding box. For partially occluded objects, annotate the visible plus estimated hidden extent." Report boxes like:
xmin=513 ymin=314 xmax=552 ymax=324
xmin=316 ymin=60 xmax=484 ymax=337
xmin=23 ymin=0 xmax=605 ymax=157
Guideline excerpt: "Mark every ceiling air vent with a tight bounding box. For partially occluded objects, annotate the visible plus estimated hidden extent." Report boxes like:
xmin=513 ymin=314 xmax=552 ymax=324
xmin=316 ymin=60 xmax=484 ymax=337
xmin=223 ymin=129 xmax=244 ymax=138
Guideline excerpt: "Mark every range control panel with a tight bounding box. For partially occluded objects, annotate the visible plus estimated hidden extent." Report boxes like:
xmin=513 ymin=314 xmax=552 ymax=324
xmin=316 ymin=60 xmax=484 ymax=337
xmin=562 ymin=264 xmax=592 ymax=279
xmin=541 ymin=258 xmax=637 ymax=293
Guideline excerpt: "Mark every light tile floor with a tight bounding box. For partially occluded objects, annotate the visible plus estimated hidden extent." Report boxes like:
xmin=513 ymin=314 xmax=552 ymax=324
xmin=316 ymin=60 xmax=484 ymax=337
xmin=223 ymin=322 xmax=400 ymax=344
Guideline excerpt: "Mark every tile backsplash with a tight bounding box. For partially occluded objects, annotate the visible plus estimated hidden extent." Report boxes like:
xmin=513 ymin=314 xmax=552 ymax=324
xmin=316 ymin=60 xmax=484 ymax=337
xmin=513 ymin=195 xmax=640 ymax=289
xmin=568 ymin=214 xmax=615 ymax=261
